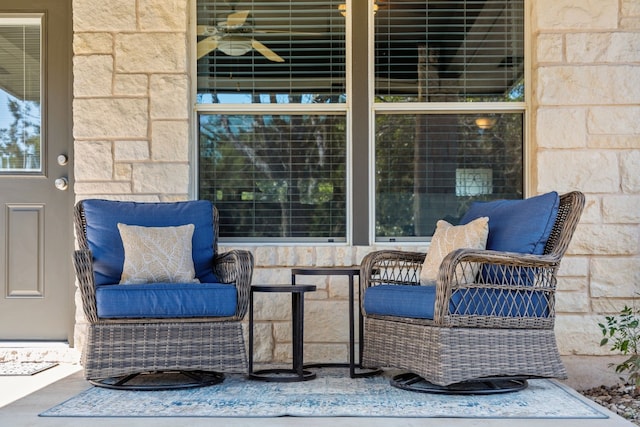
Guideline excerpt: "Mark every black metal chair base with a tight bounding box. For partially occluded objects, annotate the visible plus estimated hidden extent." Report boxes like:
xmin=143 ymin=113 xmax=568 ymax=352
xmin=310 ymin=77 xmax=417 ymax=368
xmin=89 ymin=370 xmax=225 ymax=390
xmin=304 ymin=362 xmax=383 ymax=378
xmin=248 ymin=367 xmax=316 ymax=382
xmin=391 ymin=372 xmax=528 ymax=395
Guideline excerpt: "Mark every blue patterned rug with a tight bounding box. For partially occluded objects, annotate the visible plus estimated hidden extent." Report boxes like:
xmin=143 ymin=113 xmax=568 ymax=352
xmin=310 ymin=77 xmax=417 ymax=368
xmin=40 ymin=368 xmax=608 ymax=419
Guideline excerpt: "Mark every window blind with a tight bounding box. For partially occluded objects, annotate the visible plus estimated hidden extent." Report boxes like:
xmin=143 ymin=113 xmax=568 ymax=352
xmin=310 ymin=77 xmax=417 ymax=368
xmin=199 ymin=113 xmax=347 ymax=241
xmin=196 ymin=0 xmax=346 ymax=103
xmin=375 ymin=112 xmax=523 ymax=240
xmin=374 ymin=0 xmax=524 ymax=102
xmin=0 ymin=17 xmax=42 ymax=172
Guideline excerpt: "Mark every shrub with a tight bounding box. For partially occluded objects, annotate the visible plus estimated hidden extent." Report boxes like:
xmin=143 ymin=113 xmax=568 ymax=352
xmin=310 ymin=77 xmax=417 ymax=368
xmin=599 ymin=305 xmax=640 ymax=393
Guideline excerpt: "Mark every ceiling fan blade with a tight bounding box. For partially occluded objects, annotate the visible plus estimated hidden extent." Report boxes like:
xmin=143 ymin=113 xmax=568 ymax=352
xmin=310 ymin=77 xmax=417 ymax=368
xmin=197 ymin=25 xmax=215 ymax=36
xmin=251 ymin=39 xmax=285 ymax=63
xmin=226 ymin=10 xmax=250 ymax=28
xmin=197 ymin=36 xmax=219 ymax=59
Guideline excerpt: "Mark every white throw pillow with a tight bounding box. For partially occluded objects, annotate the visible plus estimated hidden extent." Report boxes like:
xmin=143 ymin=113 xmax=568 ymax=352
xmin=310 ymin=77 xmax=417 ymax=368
xmin=118 ymin=223 xmax=199 ymax=285
xmin=419 ymin=216 xmax=489 ymax=286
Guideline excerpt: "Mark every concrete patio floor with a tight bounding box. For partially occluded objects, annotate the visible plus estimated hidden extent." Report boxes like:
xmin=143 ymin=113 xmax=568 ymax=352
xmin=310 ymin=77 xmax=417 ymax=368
xmin=0 ymin=361 xmax=636 ymax=427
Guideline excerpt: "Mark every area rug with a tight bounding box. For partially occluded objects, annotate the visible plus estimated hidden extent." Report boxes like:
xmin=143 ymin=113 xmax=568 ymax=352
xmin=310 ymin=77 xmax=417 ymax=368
xmin=40 ymin=368 xmax=608 ymax=419
xmin=0 ymin=361 xmax=58 ymax=376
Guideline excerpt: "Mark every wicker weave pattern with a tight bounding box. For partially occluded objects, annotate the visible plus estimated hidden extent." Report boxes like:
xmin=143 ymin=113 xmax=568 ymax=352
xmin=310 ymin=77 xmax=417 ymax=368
xmin=73 ymin=200 xmax=254 ymax=380
xmin=360 ymin=192 xmax=585 ymax=386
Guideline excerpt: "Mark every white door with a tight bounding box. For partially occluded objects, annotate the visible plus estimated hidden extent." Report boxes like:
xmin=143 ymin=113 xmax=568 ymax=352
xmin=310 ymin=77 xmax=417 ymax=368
xmin=0 ymin=0 xmax=73 ymax=340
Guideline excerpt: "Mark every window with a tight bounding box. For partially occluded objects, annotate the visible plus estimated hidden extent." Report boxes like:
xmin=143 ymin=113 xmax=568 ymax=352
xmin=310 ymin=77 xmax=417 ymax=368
xmin=373 ymin=0 xmax=525 ymax=241
xmin=194 ymin=0 xmax=526 ymax=243
xmin=0 ymin=17 xmax=42 ymax=173
xmin=196 ymin=0 xmax=347 ymax=242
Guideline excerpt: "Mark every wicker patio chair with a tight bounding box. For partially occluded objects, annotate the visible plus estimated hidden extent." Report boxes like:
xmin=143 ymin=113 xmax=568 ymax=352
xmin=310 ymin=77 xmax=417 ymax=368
xmin=360 ymin=191 xmax=585 ymax=393
xmin=73 ymin=199 xmax=254 ymax=389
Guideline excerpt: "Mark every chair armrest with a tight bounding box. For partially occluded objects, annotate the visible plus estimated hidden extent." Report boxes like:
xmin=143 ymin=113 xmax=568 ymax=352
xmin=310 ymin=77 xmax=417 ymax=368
xmin=360 ymin=249 xmax=426 ymax=291
xmin=434 ymin=248 xmax=561 ymax=327
xmin=73 ymin=249 xmax=99 ymax=323
xmin=213 ymin=249 xmax=254 ymax=320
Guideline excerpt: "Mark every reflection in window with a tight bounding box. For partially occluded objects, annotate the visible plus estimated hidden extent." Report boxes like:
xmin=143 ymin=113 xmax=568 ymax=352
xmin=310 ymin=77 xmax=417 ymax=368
xmin=199 ymin=114 xmax=347 ymax=241
xmin=0 ymin=17 xmax=42 ymax=172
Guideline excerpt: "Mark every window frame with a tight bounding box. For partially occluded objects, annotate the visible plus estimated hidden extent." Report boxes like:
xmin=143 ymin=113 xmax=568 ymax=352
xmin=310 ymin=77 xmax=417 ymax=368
xmin=190 ymin=0 xmax=530 ymax=245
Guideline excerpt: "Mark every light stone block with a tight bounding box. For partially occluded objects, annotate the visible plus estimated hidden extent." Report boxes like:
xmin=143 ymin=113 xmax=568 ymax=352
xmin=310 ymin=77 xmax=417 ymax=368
xmin=74 ymin=141 xmax=113 ymax=180
xmin=131 ymin=163 xmax=189 ymax=194
xmin=304 ymin=344 xmax=348 ymax=364
xmin=73 ymin=182 xmax=133 ymax=195
xmin=114 ymin=74 xmax=148 ymax=97
xmin=304 ymin=300 xmax=350 ymax=342
xmin=589 ymin=135 xmax=640 ymax=149
xmin=73 ymin=0 xmax=136 ymax=31
xmin=588 ymin=106 xmax=640 ymax=135
xmin=536 ymin=108 xmax=587 ymax=148
xmin=621 ymin=151 xmax=640 ymax=192
xmin=591 ymin=258 xmax=640 ymax=298
xmin=150 ymin=75 xmax=189 ymax=119
xmin=249 ymin=322 xmax=274 ymax=363
xmin=73 ymin=33 xmax=113 ymax=54
xmin=73 ymin=98 xmax=148 ymax=139
xmin=73 ymin=55 xmax=113 ymax=97
xmin=556 ymin=291 xmax=589 ymax=313
xmin=315 ymin=247 xmax=336 ymax=266
xmin=138 ymin=0 xmax=188 ymax=31
xmin=603 ymin=195 xmax=640 ymax=223
xmin=557 ymin=276 xmax=587 ymax=292
xmin=566 ymin=33 xmax=640 ymax=63
xmin=538 ymin=66 xmax=640 ymax=105
xmin=558 ymin=256 xmax=589 ymax=277
xmin=578 ymin=195 xmax=601 ymax=224
xmin=254 ymin=247 xmax=279 ymax=267
xmin=622 ymin=0 xmax=640 ymax=16
xmin=592 ymin=298 xmax=640 ymax=314
xmin=537 ymin=151 xmax=619 ymax=193
xmin=253 ymin=293 xmax=290 ymax=321
xmin=114 ymin=163 xmax=132 ymax=180
xmin=115 ymin=33 xmax=187 ymax=73
xmin=621 ymin=17 xmax=640 ymax=29
xmin=555 ymin=314 xmax=610 ymax=356
xmin=570 ymin=224 xmax=639 ymax=256
xmin=535 ymin=0 xmax=618 ymax=30
xmin=114 ymin=140 xmax=150 ymax=161
xmin=151 ymin=120 xmax=189 ymax=161
xmin=536 ymin=33 xmax=564 ymax=63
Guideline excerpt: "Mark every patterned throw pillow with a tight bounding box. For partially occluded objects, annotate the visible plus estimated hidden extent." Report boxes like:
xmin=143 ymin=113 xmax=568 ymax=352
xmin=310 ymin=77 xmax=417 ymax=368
xmin=419 ymin=216 xmax=489 ymax=286
xmin=118 ymin=223 xmax=199 ymax=285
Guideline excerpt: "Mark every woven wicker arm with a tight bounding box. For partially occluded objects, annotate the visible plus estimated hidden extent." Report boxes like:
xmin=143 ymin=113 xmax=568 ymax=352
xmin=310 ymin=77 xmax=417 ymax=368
xmin=434 ymin=248 xmax=561 ymax=328
xmin=73 ymin=249 xmax=99 ymax=323
xmin=213 ymin=249 xmax=254 ymax=320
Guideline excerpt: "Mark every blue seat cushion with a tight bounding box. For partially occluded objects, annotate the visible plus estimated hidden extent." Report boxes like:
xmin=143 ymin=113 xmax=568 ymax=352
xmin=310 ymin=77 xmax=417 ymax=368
xmin=95 ymin=283 xmax=237 ymax=318
xmin=364 ymin=285 xmax=437 ymax=319
xmin=364 ymin=284 xmax=549 ymax=319
xmin=459 ymin=191 xmax=560 ymax=255
xmin=81 ymin=199 xmax=217 ymax=286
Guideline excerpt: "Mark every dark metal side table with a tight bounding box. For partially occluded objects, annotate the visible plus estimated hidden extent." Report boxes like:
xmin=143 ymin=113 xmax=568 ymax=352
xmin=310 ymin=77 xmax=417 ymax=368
xmin=291 ymin=266 xmax=381 ymax=378
xmin=248 ymin=284 xmax=317 ymax=382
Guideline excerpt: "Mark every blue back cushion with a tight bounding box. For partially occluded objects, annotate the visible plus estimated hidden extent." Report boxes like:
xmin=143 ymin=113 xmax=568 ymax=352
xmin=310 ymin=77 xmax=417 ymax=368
xmin=82 ymin=199 xmax=217 ymax=285
xmin=459 ymin=191 xmax=560 ymax=255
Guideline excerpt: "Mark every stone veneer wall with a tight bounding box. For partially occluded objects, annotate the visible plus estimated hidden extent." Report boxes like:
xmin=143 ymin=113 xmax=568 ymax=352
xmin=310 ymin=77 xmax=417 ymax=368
xmin=72 ymin=0 xmax=640 ymax=384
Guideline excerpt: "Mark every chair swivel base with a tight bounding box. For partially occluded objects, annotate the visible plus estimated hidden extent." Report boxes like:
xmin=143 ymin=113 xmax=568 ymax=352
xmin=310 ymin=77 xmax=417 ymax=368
xmin=249 ymin=367 xmax=316 ymax=382
xmin=391 ymin=372 xmax=528 ymax=395
xmin=89 ymin=370 xmax=225 ymax=390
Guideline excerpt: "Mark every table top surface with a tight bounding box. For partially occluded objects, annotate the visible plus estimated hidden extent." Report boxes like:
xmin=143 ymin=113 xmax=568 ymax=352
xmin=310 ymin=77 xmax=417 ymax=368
xmin=251 ymin=284 xmax=317 ymax=293
xmin=291 ymin=266 xmax=360 ymax=275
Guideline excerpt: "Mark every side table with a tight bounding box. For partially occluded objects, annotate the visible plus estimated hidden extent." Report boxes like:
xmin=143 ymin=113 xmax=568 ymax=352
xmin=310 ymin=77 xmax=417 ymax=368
xmin=291 ymin=266 xmax=381 ymax=378
xmin=248 ymin=284 xmax=317 ymax=382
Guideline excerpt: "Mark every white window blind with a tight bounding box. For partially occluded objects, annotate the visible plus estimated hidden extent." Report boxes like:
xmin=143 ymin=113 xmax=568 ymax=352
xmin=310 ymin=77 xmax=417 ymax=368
xmin=0 ymin=17 xmax=42 ymax=172
xmin=374 ymin=0 xmax=524 ymax=102
xmin=196 ymin=0 xmax=346 ymax=103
